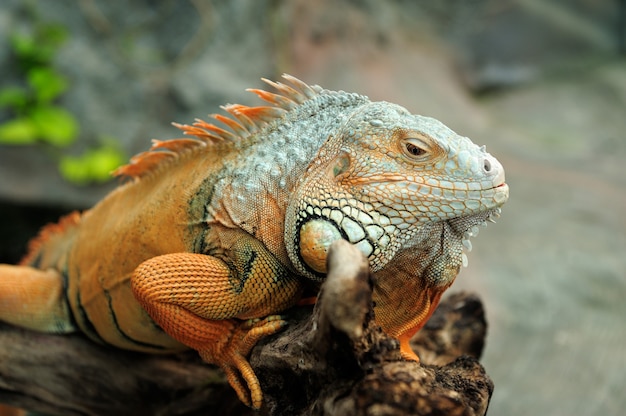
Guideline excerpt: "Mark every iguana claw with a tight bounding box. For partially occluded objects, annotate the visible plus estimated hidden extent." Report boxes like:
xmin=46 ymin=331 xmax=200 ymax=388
xmin=203 ymin=316 xmax=287 ymax=409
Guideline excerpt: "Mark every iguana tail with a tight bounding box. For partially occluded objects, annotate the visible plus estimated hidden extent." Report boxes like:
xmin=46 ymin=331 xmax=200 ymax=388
xmin=0 ymin=264 xmax=74 ymax=333
xmin=0 ymin=212 xmax=79 ymax=333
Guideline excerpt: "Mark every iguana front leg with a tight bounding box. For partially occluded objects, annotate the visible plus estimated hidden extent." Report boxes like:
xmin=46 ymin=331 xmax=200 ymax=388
xmin=130 ymin=232 xmax=302 ymax=409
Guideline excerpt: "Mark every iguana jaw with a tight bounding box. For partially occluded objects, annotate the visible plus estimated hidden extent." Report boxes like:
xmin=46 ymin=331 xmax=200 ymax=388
xmin=447 ymin=206 xmax=503 ymax=269
xmin=290 ymin=175 xmax=508 ymax=281
xmin=441 ymin=177 xmax=508 ymax=268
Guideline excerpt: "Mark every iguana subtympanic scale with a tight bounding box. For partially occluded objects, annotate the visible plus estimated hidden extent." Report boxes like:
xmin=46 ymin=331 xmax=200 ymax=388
xmin=0 ymin=74 xmax=509 ymax=409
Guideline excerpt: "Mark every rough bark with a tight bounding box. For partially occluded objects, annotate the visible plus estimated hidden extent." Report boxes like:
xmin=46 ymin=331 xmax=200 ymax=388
xmin=0 ymin=240 xmax=493 ymax=415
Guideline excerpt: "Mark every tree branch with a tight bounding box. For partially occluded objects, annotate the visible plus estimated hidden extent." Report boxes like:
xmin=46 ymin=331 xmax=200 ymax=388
xmin=0 ymin=240 xmax=493 ymax=415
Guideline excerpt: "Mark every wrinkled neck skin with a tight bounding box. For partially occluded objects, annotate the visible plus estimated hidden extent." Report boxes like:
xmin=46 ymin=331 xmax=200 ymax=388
xmin=371 ymin=212 xmax=488 ymax=338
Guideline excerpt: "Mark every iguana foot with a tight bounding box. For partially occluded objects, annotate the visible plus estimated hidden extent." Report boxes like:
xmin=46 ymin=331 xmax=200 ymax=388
xmin=200 ymin=315 xmax=287 ymax=409
xmin=134 ymin=279 xmax=287 ymax=409
xmin=131 ymin=250 xmax=301 ymax=408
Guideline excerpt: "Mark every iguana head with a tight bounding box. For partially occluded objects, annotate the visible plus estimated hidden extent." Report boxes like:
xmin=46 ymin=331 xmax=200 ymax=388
xmin=169 ymin=73 xmax=507 ymax=288
xmin=285 ymin=100 xmax=509 ymax=285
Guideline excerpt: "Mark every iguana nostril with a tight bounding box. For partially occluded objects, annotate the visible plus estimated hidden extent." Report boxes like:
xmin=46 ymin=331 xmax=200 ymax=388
xmin=482 ymin=154 xmax=506 ymax=185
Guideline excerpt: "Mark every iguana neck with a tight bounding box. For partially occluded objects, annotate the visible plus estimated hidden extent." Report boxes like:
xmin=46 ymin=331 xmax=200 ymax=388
xmin=200 ymin=92 xmax=369 ymax=263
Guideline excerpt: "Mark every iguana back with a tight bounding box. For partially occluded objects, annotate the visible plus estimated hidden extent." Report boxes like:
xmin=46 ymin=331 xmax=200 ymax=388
xmin=15 ymin=76 xmax=365 ymax=351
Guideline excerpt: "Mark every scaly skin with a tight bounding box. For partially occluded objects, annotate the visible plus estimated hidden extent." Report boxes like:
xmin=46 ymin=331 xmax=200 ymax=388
xmin=283 ymin=101 xmax=507 ymax=358
xmin=0 ymin=74 xmax=508 ymax=409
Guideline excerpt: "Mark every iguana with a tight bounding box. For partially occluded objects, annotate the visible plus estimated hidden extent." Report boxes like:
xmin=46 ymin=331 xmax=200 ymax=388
xmin=0 ymin=74 xmax=508 ymax=409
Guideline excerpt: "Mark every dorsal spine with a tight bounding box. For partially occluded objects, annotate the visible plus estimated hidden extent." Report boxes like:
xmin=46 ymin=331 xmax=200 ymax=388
xmin=113 ymin=74 xmax=327 ymax=180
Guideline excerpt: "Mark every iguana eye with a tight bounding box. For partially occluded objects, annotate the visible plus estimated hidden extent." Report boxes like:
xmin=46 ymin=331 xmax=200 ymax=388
xmin=405 ymin=142 xmax=424 ymax=156
xmin=402 ymin=138 xmax=429 ymax=159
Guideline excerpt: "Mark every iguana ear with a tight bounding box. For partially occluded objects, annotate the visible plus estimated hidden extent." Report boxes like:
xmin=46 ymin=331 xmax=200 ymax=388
xmin=298 ymin=219 xmax=343 ymax=274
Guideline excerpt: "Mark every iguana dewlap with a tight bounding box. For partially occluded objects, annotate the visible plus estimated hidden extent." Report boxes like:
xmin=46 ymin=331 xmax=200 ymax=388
xmin=0 ymin=75 xmax=508 ymax=409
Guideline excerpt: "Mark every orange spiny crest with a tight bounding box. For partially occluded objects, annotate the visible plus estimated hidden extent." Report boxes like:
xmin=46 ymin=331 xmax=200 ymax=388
xmin=247 ymin=88 xmax=298 ymax=110
xmin=226 ymin=104 xmax=287 ymax=125
xmin=173 ymin=121 xmax=230 ymax=143
xmin=260 ymin=78 xmax=304 ymax=103
xmin=113 ymin=150 xmax=176 ymax=179
xmin=211 ymin=113 xmax=248 ymax=136
xmin=222 ymin=104 xmax=259 ymax=132
xmin=20 ymin=211 xmax=82 ymax=266
xmin=281 ymin=73 xmax=321 ymax=99
xmin=150 ymin=138 xmax=206 ymax=152
xmin=111 ymin=74 xmax=320 ymax=180
xmin=191 ymin=119 xmax=238 ymax=141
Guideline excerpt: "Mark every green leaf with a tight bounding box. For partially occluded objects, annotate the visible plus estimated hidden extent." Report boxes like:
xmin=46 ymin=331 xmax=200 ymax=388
xmin=10 ymin=23 xmax=68 ymax=66
xmin=0 ymin=118 xmax=38 ymax=144
xmin=10 ymin=33 xmax=38 ymax=61
xmin=0 ymin=87 xmax=29 ymax=111
xmin=29 ymin=106 xmax=78 ymax=147
xmin=58 ymin=155 xmax=91 ymax=185
xmin=37 ymin=24 xmax=68 ymax=49
xmin=59 ymin=145 xmax=126 ymax=185
xmin=84 ymin=146 xmax=126 ymax=182
xmin=27 ymin=67 xmax=68 ymax=103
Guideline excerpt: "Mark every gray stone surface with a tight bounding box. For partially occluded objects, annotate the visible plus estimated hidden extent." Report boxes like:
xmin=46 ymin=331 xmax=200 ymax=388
xmin=0 ymin=0 xmax=276 ymax=206
xmin=1 ymin=1 xmax=625 ymax=415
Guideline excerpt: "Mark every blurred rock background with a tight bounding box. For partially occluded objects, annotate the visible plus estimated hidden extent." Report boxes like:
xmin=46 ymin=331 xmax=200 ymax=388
xmin=0 ymin=0 xmax=624 ymax=415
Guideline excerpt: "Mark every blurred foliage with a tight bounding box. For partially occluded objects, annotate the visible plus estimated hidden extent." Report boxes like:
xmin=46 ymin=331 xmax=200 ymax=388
xmin=0 ymin=22 xmax=77 ymax=146
xmin=0 ymin=10 xmax=125 ymax=185
xmin=59 ymin=138 xmax=127 ymax=185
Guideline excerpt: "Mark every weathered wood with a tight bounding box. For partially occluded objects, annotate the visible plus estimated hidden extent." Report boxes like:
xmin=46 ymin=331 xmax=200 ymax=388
xmin=0 ymin=240 xmax=493 ymax=415
xmin=0 ymin=324 xmax=243 ymax=416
